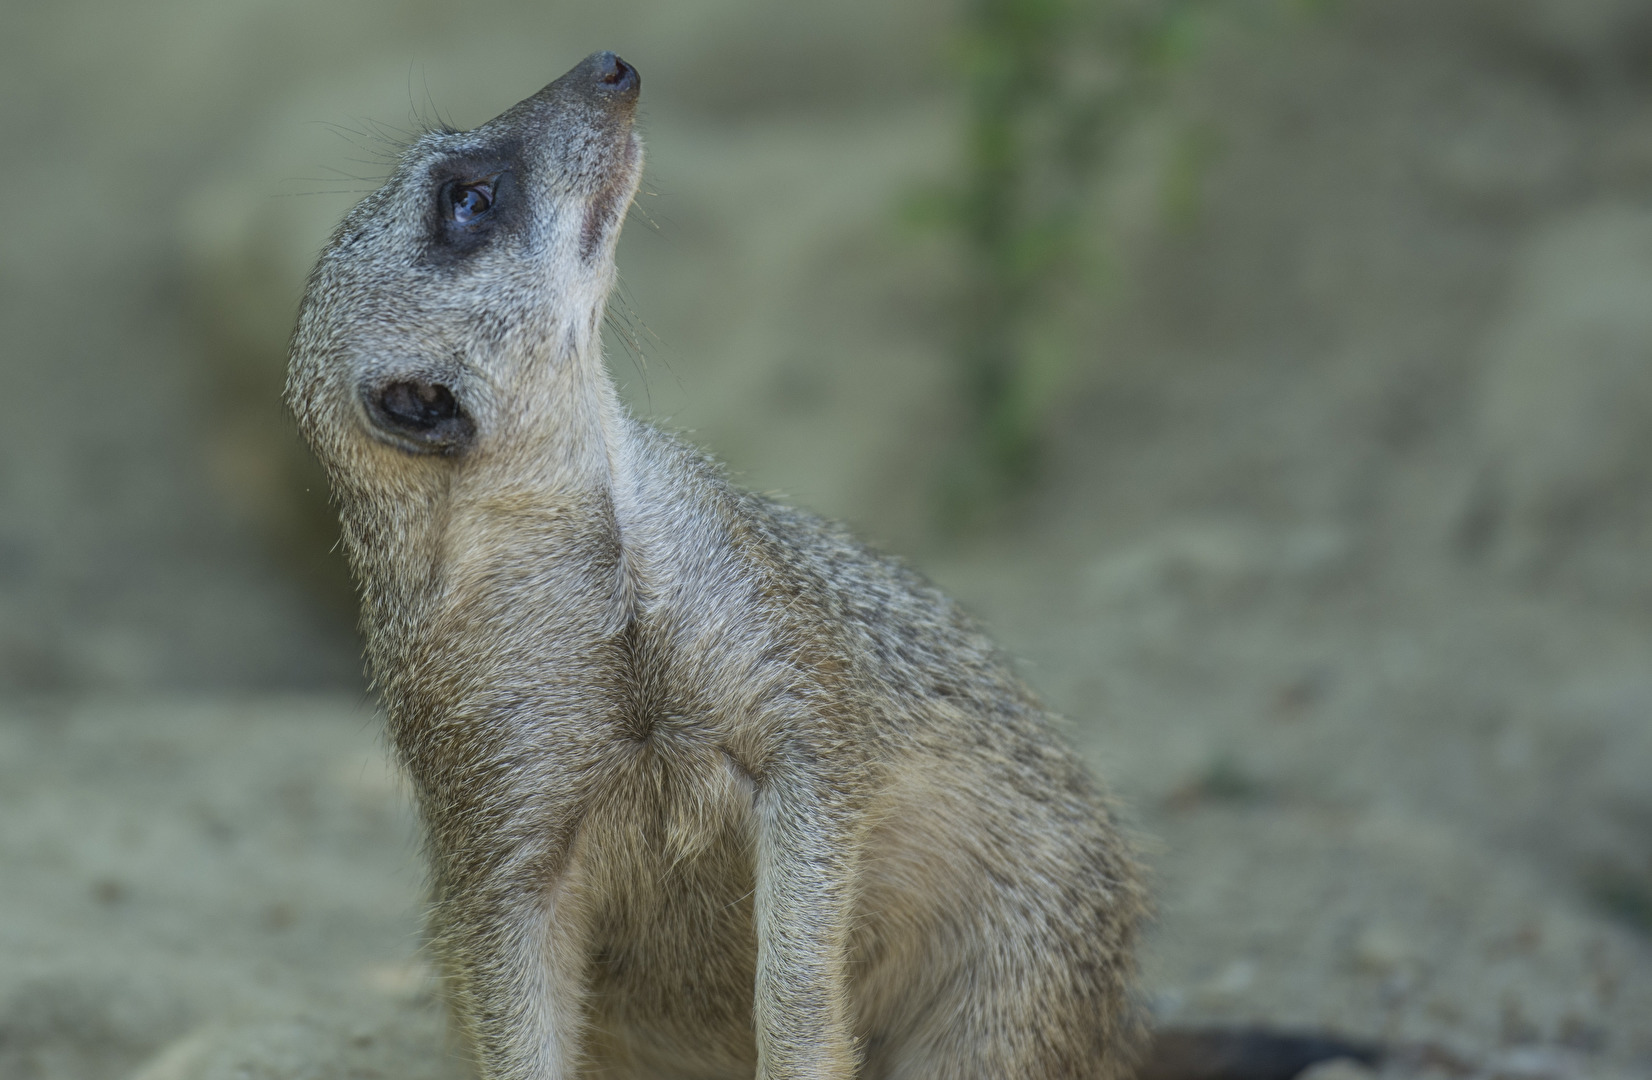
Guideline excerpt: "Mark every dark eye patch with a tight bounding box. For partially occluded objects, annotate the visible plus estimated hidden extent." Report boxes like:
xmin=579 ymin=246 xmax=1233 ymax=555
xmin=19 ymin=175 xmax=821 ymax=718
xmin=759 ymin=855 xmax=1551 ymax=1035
xmin=424 ymin=145 xmax=523 ymax=264
xmin=363 ymin=378 xmax=475 ymax=454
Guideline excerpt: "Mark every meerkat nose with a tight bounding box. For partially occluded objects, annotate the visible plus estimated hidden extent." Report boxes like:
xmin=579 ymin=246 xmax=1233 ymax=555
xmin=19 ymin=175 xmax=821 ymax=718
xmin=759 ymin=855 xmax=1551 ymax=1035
xmin=590 ymin=52 xmax=640 ymax=101
xmin=540 ymin=52 xmax=640 ymax=113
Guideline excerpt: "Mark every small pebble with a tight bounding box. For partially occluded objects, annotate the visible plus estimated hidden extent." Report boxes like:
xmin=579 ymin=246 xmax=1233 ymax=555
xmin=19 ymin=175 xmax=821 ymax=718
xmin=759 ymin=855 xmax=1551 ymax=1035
xmin=1351 ymin=924 xmax=1416 ymax=975
xmin=1196 ymin=959 xmax=1256 ymax=1000
xmin=1298 ymin=1058 xmax=1378 ymax=1080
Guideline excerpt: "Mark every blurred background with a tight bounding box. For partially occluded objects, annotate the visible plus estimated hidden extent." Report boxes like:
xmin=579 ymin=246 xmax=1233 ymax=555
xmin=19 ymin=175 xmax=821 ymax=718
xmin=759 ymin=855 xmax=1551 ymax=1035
xmin=3 ymin=0 xmax=1651 ymax=1077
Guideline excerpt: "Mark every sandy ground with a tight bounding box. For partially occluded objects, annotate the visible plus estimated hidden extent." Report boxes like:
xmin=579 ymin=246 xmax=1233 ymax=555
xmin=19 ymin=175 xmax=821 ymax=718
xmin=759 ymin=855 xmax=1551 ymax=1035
xmin=3 ymin=1 xmax=1651 ymax=1077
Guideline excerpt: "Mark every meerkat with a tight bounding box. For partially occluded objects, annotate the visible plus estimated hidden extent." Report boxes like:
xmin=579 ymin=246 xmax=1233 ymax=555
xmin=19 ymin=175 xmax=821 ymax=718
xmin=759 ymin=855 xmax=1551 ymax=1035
xmin=287 ymin=52 xmax=1145 ymax=1080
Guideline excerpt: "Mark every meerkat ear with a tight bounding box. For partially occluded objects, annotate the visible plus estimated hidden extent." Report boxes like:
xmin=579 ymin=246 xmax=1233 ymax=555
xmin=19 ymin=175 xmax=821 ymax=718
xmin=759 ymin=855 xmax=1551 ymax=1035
xmin=362 ymin=377 xmax=476 ymax=454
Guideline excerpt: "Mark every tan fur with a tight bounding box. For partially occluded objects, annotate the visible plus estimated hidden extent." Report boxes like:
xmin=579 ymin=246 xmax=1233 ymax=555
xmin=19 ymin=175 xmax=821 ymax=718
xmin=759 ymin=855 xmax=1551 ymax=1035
xmin=286 ymin=51 xmax=1146 ymax=1080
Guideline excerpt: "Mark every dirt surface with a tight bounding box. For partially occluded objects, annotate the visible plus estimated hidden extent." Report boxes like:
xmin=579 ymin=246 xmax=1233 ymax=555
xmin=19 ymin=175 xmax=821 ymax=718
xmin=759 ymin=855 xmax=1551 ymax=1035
xmin=3 ymin=1 xmax=1650 ymax=1078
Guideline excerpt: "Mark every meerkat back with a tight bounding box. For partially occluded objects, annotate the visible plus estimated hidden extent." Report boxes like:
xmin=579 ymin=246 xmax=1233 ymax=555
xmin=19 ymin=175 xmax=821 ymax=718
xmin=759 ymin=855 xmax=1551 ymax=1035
xmin=287 ymin=51 xmax=1145 ymax=1080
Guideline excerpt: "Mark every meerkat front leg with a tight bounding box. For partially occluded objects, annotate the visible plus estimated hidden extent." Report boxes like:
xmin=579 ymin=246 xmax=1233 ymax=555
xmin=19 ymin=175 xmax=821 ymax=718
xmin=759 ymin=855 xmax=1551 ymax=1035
xmin=751 ymin=763 xmax=865 ymax=1080
xmin=429 ymin=854 xmax=593 ymax=1080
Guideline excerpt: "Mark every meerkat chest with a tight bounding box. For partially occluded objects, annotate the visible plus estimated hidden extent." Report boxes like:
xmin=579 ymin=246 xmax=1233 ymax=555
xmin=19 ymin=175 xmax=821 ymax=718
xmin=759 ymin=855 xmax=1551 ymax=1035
xmin=572 ymin=734 xmax=762 ymax=1076
xmin=583 ymin=719 xmax=756 ymax=867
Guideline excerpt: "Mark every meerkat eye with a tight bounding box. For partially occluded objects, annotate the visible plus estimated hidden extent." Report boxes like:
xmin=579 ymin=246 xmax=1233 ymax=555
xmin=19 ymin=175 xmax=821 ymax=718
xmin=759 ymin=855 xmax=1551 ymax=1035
xmin=448 ymin=180 xmax=495 ymax=225
xmin=426 ymin=164 xmax=515 ymax=261
xmin=364 ymin=378 xmax=475 ymax=453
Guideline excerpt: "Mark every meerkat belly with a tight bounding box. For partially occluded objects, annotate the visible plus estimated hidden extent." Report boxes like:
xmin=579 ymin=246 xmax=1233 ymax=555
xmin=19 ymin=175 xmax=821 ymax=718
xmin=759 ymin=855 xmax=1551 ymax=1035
xmin=574 ymin=734 xmax=760 ymax=1078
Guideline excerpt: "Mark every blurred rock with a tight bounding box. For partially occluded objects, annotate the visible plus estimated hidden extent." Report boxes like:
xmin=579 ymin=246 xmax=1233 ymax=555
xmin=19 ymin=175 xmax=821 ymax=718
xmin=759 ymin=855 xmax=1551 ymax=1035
xmin=1414 ymin=76 xmax=1576 ymax=216
xmin=1463 ymin=0 xmax=1652 ymax=83
xmin=1083 ymin=522 xmax=1351 ymax=614
xmin=0 ymin=974 xmax=189 ymax=1080
xmin=1482 ymin=1045 xmax=1588 ymax=1080
xmin=1466 ymin=203 xmax=1652 ymax=597
xmin=127 ymin=1007 xmax=459 ymax=1080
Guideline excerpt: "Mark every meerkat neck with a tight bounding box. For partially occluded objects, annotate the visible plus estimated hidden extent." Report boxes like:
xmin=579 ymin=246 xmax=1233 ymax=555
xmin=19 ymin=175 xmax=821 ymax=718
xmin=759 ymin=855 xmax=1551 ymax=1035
xmin=342 ymin=347 xmax=640 ymax=680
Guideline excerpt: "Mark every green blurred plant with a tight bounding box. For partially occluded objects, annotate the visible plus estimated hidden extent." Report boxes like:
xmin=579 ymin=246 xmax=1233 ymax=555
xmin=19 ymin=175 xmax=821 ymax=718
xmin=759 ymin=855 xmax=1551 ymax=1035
xmin=916 ymin=0 xmax=1217 ymax=525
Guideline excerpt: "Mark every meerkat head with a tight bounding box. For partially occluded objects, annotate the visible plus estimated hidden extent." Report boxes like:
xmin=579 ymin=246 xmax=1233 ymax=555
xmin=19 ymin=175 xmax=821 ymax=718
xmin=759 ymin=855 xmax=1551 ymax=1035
xmin=286 ymin=51 xmax=643 ymax=529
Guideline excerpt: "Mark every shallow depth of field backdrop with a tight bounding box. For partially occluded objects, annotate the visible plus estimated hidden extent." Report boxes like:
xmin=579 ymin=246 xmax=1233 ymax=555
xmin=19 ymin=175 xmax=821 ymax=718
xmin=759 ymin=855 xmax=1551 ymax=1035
xmin=3 ymin=1 xmax=1651 ymax=1078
